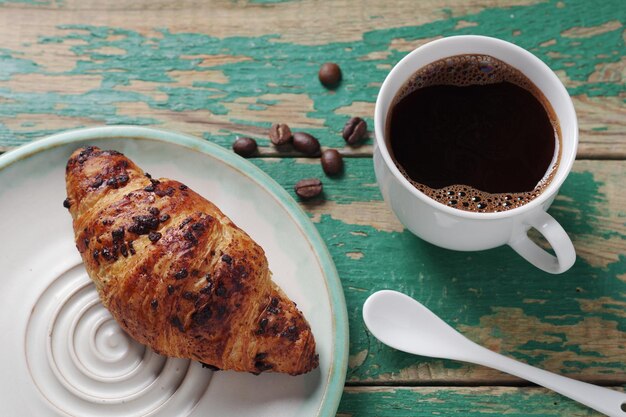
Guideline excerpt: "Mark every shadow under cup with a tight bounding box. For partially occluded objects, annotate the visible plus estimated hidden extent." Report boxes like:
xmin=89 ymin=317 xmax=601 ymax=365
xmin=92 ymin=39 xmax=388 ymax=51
xmin=373 ymin=35 xmax=578 ymax=274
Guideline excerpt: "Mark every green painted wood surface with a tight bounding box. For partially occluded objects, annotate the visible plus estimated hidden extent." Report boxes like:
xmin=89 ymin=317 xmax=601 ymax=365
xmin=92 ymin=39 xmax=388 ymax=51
xmin=0 ymin=0 xmax=623 ymax=155
xmin=252 ymin=158 xmax=626 ymax=384
xmin=0 ymin=0 xmax=624 ymax=415
xmin=337 ymin=386 xmax=626 ymax=416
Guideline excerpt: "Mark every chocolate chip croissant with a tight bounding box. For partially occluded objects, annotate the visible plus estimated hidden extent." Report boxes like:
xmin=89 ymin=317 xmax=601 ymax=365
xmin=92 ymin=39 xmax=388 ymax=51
xmin=64 ymin=146 xmax=318 ymax=375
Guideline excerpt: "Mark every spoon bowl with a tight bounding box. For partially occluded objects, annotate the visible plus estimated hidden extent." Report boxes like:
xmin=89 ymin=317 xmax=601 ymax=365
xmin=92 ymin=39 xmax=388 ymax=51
xmin=363 ymin=290 xmax=626 ymax=417
xmin=362 ymin=290 xmax=478 ymax=361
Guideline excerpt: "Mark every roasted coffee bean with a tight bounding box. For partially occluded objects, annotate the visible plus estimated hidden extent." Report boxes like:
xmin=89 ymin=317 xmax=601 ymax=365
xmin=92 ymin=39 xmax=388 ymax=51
xmin=294 ymin=178 xmax=323 ymax=199
xmin=269 ymin=123 xmax=292 ymax=145
xmin=318 ymin=62 xmax=342 ymax=88
xmin=292 ymin=132 xmax=321 ymax=156
xmin=321 ymin=149 xmax=343 ymax=175
xmin=343 ymin=117 xmax=367 ymax=145
xmin=232 ymin=137 xmax=258 ymax=157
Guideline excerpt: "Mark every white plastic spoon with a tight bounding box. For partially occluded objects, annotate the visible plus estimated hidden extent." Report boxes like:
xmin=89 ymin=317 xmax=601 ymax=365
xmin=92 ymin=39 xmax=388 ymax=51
xmin=363 ymin=290 xmax=626 ymax=417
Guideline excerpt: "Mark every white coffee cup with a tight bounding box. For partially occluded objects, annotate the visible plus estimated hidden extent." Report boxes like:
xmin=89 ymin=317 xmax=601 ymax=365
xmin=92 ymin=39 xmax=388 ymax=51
xmin=374 ymin=35 xmax=577 ymax=274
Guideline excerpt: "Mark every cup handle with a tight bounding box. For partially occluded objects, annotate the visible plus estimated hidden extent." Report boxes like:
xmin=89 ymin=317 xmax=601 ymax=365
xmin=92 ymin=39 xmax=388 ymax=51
xmin=508 ymin=210 xmax=576 ymax=274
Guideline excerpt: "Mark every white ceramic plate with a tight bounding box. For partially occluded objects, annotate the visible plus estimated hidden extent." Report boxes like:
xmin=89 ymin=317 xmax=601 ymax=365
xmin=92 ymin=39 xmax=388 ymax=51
xmin=0 ymin=126 xmax=348 ymax=417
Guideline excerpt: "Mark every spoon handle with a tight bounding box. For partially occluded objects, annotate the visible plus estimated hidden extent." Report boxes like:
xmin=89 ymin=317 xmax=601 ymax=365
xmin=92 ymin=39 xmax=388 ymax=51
xmin=464 ymin=342 xmax=626 ymax=417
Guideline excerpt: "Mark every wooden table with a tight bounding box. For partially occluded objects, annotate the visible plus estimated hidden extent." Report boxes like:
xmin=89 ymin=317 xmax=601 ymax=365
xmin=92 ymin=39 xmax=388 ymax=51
xmin=1 ymin=0 xmax=624 ymax=415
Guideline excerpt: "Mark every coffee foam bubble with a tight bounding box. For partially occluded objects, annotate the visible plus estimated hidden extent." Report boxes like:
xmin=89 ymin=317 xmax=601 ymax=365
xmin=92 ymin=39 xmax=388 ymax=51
xmin=391 ymin=54 xmax=560 ymax=213
xmin=396 ymin=54 xmax=534 ymax=101
xmin=396 ymin=163 xmax=558 ymax=213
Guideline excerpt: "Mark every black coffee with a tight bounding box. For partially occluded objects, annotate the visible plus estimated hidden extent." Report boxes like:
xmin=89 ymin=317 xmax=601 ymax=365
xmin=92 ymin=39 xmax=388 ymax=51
xmin=387 ymin=54 xmax=561 ymax=213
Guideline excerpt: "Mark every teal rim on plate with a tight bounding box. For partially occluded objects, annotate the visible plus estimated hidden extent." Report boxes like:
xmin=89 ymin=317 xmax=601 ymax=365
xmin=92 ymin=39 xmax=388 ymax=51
xmin=0 ymin=125 xmax=349 ymax=417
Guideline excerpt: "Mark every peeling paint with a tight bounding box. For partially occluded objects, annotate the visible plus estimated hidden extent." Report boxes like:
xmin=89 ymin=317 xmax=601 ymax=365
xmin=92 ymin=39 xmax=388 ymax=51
xmin=348 ymin=349 xmax=368 ymax=368
xmin=339 ymin=386 xmax=613 ymax=416
xmin=0 ymin=0 xmax=623 ymax=386
xmin=0 ymin=0 xmax=624 ymax=146
xmin=274 ymin=157 xmax=626 ymax=381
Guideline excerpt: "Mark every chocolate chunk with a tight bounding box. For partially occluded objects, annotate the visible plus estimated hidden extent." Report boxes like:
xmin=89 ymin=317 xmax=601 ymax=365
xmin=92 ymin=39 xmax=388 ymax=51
xmin=199 ymin=284 xmax=213 ymax=294
xmin=170 ymin=316 xmax=185 ymax=332
xmin=179 ymin=217 xmax=193 ymax=229
xmin=77 ymin=146 xmax=96 ymax=164
xmin=192 ymin=305 xmax=212 ymax=325
xmin=91 ymin=178 xmax=104 ymax=188
xmin=117 ymin=174 xmax=129 ymax=185
xmin=256 ymin=318 xmax=269 ymax=334
xmin=254 ymin=361 xmax=273 ymax=371
xmin=155 ymin=186 xmax=175 ymax=197
xmin=111 ymin=227 xmax=125 ymax=242
xmin=184 ymin=231 xmax=198 ymax=244
xmin=281 ymin=325 xmax=300 ymax=341
xmin=63 ymin=198 xmax=71 ymax=209
xmin=106 ymin=177 xmax=118 ymax=188
xmin=174 ymin=268 xmax=188 ymax=280
xmin=221 ymin=254 xmax=232 ymax=264
xmin=151 ymin=299 xmax=158 ymax=310
xmin=148 ymin=231 xmax=162 ymax=243
xmin=101 ymin=247 xmax=114 ymax=261
xmin=182 ymin=291 xmax=197 ymax=301
xmin=128 ymin=215 xmax=159 ymax=235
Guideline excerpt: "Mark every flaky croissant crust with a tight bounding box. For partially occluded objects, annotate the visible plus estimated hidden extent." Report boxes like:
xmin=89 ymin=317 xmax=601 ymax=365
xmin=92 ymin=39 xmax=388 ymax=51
xmin=65 ymin=146 xmax=318 ymax=375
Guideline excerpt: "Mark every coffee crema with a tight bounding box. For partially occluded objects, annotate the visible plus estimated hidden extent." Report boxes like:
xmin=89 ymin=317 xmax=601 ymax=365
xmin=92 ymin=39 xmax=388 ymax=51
xmin=387 ymin=54 xmax=561 ymax=213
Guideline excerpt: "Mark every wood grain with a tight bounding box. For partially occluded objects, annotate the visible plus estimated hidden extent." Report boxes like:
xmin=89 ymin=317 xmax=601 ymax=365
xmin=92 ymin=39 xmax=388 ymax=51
xmin=0 ymin=0 xmax=623 ymax=155
xmin=337 ymin=386 xmax=625 ymax=416
xmin=248 ymin=158 xmax=626 ymax=384
xmin=0 ymin=0 xmax=624 ymax=414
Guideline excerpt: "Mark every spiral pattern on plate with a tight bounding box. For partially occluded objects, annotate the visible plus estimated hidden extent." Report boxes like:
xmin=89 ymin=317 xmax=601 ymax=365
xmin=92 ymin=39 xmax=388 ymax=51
xmin=25 ymin=263 xmax=212 ymax=416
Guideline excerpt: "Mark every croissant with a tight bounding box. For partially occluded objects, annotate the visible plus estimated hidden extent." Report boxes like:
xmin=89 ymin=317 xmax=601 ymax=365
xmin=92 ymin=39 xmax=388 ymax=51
xmin=64 ymin=146 xmax=318 ymax=375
